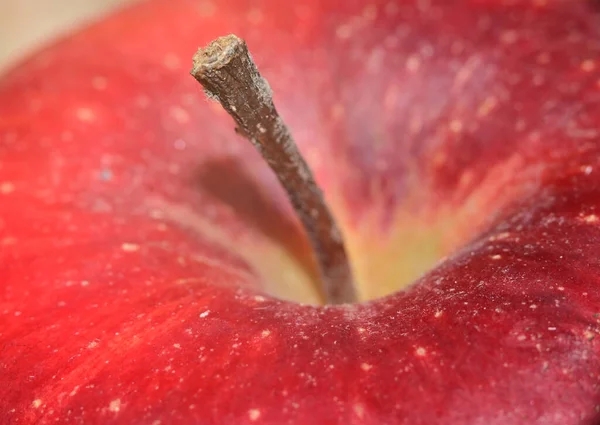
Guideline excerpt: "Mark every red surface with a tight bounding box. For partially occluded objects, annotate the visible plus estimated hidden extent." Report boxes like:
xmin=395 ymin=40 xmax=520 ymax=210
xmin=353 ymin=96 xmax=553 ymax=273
xmin=2 ymin=0 xmax=600 ymax=424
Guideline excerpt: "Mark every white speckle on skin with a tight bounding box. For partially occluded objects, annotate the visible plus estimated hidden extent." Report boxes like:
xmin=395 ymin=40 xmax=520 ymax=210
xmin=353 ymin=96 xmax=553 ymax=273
xmin=357 ymin=327 xmax=366 ymax=334
xmin=434 ymin=310 xmax=443 ymax=318
xmin=81 ymin=280 xmax=90 ymax=287
xmin=405 ymin=54 xmax=421 ymax=72
xmin=108 ymin=399 xmax=121 ymax=413
xmin=254 ymin=295 xmax=266 ymax=302
xmin=500 ymin=30 xmax=518 ymax=44
xmin=174 ymin=343 xmax=181 ymax=349
xmin=170 ymin=106 xmax=190 ymax=124
xmin=75 ymin=107 xmax=96 ymax=122
xmin=490 ymin=254 xmax=502 ymax=260
xmin=121 ymin=243 xmax=140 ymax=252
xmin=581 ymin=214 xmax=599 ymax=223
xmin=163 ymin=53 xmax=182 ymax=70
xmin=0 ymin=182 xmax=15 ymax=194
xmin=489 ymin=232 xmax=511 ymax=241
xmin=415 ymin=347 xmax=427 ymax=357
xmin=331 ymin=103 xmax=345 ymax=119
xmin=384 ymin=85 xmax=399 ymax=109
xmin=557 ymin=286 xmax=565 ymax=291
xmin=87 ymin=340 xmax=99 ymax=349
xmin=581 ymin=165 xmax=593 ymax=175
xmin=199 ymin=310 xmax=210 ymax=318
xmin=261 ymin=330 xmax=271 ymax=338
xmin=353 ymin=403 xmax=365 ymax=419
xmin=32 ymin=399 xmax=42 ymax=409
xmin=361 ymin=363 xmax=372 ymax=371
xmin=174 ymin=139 xmax=187 ymax=150
xmin=584 ymin=330 xmax=595 ymax=340
xmin=530 ymin=304 xmax=537 ymax=309
xmin=581 ymin=59 xmax=596 ymax=72
xmin=367 ymin=48 xmax=384 ymax=73
xmin=336 ymin=24 xmax=353 ymax=40
xmin=149 ymin=209 xmax=165 ymax=219
xmin=449 ymin=119 xmax=463 ymax=133
xmin=2 ymin=237 xmax=16 ymax=245
xmin=517 ymin=334 xmax=527 ymax=341
xmin=248 ymin=409 xmax=261 ymax=421
xmin=477 ymin=96 xmax=498 ymax=117
xmin=548 ymin=327 xmax=557 ymax=331
xmin=247 ymin=8 xmax=264 ymax=24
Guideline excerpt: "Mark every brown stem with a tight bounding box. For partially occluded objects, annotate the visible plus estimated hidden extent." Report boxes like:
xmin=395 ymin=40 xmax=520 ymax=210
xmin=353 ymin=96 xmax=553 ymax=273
xmin=190 ymin=34 xmax=357 ymax=305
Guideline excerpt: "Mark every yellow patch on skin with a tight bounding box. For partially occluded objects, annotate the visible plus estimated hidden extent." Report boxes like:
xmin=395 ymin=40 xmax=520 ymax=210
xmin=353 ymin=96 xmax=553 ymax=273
xmin=328 ymin=151 xmax=527 ymax=302
xmin=342 ymin=212 xmax=448 ymax=301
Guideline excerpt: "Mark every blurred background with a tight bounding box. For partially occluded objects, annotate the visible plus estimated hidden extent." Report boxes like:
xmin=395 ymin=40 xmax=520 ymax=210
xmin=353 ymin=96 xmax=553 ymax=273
xmin=0 ymin=0 xmax=135 ymax=72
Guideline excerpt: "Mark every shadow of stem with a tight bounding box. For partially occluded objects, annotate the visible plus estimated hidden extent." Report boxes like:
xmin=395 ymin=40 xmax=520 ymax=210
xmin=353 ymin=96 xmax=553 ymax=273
xmin=193 ymin=157 xmax=321 ymax=296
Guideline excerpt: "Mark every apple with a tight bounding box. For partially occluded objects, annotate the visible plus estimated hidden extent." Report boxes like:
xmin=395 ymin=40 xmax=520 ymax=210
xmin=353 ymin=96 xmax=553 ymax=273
xmin=2 ymin=0 xmax=600 ymax=424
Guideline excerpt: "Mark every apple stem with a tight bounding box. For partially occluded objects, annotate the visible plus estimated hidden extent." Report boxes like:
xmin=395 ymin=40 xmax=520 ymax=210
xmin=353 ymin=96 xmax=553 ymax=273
xmin=190 ymin=34 xmax=357 ymax=305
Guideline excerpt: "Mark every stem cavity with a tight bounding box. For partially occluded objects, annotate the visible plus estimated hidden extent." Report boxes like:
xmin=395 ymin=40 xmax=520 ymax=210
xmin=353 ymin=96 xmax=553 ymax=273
xmin=191 ymin=35 xmax=357 ymax=304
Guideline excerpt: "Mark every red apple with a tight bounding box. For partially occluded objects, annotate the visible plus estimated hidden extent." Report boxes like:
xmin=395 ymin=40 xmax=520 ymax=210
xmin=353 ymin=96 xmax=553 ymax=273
xmin=2 ymin=0 xmax=600 ymax=423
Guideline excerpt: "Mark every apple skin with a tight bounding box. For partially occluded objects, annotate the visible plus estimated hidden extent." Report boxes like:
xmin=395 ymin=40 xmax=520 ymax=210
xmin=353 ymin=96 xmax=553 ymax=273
xmin=2 ymin=0 xmax=600 ymax=424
